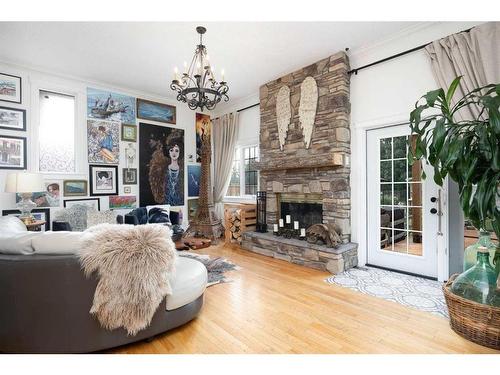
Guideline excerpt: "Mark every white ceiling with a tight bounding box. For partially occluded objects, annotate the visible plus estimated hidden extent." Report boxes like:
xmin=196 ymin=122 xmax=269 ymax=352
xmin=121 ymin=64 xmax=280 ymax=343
xmin=0 ymin=22 xmax=419 ymax=104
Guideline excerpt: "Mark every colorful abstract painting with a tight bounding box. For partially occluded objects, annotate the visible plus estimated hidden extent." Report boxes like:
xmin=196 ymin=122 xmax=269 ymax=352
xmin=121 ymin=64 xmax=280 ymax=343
xmin=139 ymin=122 xmax=184 ymax=207
xmin=87 ymin=119 xmax=120 ymax=164
xmin=87 ymin=87 xmax=136 ymax=123
xmin=109 ymin=195 xmax=137 ymax=210
xmin=188 ymin=164 xmax=201 ymax=197
xmin=137 ymin=98 xmax=176 ymax=124
xmin=195 ymin=113 xmax=211 ymax=162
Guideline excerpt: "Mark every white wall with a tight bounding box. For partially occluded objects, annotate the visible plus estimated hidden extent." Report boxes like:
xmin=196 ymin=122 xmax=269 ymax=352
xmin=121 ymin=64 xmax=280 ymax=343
xmin=349 ymin=21 xmax=482 ymax=268
xmin=0 ymin=61 xmax=203 ymax=226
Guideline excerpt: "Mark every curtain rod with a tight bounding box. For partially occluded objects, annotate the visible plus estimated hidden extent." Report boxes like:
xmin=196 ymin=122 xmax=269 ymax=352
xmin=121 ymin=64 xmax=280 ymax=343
xmin=348 ymin=27 xmax=473 ymax=75
xmin=212 ymin=102 xmax=260 ymax=120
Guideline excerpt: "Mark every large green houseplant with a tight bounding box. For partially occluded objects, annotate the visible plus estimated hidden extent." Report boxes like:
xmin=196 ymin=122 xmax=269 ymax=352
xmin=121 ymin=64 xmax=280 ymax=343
xmin=408 ymin=76 xmax=500 ymax=269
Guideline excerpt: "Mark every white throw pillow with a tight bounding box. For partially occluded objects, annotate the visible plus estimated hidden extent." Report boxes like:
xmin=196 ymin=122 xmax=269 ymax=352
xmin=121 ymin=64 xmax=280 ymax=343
xmin=0 ymin=232 xmax=39 ymax=254
xmin=31 ymin=231 xmax=83 ymax=255
xmin=87 ymin=208 xmax=117 ymax=229
xmin=0 ymin=216 xmax=28 ymax=233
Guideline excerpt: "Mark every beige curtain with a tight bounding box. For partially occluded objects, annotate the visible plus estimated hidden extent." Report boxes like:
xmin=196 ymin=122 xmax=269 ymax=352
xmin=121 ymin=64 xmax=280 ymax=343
xmin=212 ymin=112 xmax=239 ymax=220
xmin=425 ymin=22 xmax=500 ymax=120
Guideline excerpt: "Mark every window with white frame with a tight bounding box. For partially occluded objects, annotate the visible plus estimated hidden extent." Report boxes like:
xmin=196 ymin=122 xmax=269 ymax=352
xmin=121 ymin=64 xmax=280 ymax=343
xmin=226 ymin=145 xmax=259 ymax=198
xmin=38 ymin=90 xmax=76 ymax=173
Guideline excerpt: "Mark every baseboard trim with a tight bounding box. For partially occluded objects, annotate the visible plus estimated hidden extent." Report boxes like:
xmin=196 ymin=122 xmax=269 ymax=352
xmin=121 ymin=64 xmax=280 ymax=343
xmin=365 ymin=264 xmax=439 ymax=281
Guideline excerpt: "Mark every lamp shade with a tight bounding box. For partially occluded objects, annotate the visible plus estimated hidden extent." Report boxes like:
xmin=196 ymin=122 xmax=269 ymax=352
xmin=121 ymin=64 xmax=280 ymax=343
xmin=4 ymin=172 xmax=44 ymax=193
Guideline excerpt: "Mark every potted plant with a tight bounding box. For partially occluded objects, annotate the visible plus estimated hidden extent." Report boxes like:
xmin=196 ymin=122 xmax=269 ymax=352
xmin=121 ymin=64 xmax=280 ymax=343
xmin=408 ymin=76 xmax=500 ymax=349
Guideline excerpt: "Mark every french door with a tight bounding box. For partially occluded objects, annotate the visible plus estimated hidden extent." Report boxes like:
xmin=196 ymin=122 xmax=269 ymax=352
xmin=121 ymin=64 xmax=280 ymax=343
xmin=366 ymin=125 xmax=442 ymax=279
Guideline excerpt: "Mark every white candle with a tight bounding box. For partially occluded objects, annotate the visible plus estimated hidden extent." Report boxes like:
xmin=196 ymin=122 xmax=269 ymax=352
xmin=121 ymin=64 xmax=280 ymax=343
xmin=300 ymin=228 xmax=306 ymax=237
xmin=273 ymin=224 xmax=278 ymax=232
xmin=294 ymin=221 xmax=299 ymax=230
xmin=279 ymin=219 xmax=284 ymax=227
xmin=286 ymin=215 xmax=291 ymax=224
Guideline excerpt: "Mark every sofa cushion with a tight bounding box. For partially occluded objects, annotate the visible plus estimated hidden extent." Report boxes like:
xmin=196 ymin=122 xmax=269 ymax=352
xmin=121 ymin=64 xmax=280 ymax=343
xmin=147 ymin=206 xmax=171 ymax=225
xmin=0 ymin=216 xmax=28 ymax=233
xmin=31 ymin=231 xmax=83 ymax=255
xmin=0 ymin=232 xmax=39 ymax=254
xmin=166 ymin=256 xmax=207 ymax=311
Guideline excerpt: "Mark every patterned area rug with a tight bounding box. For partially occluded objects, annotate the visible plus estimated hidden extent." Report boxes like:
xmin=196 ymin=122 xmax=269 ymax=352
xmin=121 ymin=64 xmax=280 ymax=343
xmin=325 ymin=266 xmax=449 ymax=318
xmin=179 ymin=252 xmax=240 ymax=286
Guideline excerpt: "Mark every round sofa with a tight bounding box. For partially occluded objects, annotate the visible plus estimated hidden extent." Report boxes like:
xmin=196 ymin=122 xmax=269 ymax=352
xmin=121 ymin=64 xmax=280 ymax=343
xmin=0 ymin=254 xmax=207 ymax=353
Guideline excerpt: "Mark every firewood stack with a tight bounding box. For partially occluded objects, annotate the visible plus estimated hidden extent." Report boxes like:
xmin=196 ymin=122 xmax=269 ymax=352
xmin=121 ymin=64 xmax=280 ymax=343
xmin=224 ymin=203 xmax=257 ymax=245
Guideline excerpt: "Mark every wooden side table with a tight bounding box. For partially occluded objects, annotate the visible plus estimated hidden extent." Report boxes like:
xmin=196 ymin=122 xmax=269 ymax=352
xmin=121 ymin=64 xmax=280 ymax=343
xmin=25 ymin=220 xmax=46 ymax=232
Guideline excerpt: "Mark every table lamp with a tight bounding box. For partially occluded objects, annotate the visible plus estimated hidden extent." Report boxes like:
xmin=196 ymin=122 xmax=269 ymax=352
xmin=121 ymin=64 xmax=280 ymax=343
xmin=4 ymin=172 xmax=44 ymax=223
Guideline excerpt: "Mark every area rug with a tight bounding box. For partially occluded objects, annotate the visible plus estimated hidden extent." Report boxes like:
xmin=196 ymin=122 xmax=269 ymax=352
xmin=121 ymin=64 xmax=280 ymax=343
xmin=179 ymin=252 xmax=240 ymax=286
xmin=325 ymin=266 xmax=449 ymax=319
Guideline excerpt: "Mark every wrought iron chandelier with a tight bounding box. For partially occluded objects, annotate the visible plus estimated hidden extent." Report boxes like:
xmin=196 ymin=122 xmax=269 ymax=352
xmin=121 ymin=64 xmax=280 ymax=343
xmin=170 ymin=26 xmax=229 ymax=111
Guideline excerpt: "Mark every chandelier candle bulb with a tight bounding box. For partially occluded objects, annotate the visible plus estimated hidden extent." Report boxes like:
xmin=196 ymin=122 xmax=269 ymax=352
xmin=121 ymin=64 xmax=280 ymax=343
xmin=300 ymin=228 xmax=306 ymax=237
xmin=294 ymin=221 xmax=299 ymax=230
xmin=286 ymin=215 xmax=291 ymax=224
xmin=273 ymin=224 xmax=278 ymax=232
xmin=279 ymin=219 xmax=284 ymax=228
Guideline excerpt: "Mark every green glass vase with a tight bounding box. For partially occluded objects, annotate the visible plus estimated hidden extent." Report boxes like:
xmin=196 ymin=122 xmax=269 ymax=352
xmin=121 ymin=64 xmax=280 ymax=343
xmin=452 ymin=247 xmax=498 ymax=305
xmin=493 ymin=247 xmax=500 ymax=278
xmin=463 ymin=230 xmax=497 ymax=271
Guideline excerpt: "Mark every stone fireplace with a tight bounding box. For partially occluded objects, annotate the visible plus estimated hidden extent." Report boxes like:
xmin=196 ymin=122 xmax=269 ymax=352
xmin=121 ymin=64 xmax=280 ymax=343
xmin=241 ymin=51 xmax=358 ymax=274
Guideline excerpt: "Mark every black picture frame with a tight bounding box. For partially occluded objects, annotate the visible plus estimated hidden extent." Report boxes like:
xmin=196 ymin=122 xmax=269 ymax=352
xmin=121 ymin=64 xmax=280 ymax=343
xmin=2 ymin=208 xmax=50 ymax=231
xmin=0 ymin=106 xmax=26 ymax=131
xmin=0 ymin=72 xmax=22 ymax=104
xmin=63 ymin=198 xmax=101 ymax=211
xmin=0 ymin=135 xmax=27 ymax=170
xmin=89 ymin=164 xmax=119 ymax=196
xmin=123 ymin=167 xmax=138 ymax=185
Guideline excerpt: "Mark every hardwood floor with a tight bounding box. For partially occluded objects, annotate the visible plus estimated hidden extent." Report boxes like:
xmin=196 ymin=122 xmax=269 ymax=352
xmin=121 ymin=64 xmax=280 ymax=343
xmin=109 ymin=243 xmax=498 ymax=354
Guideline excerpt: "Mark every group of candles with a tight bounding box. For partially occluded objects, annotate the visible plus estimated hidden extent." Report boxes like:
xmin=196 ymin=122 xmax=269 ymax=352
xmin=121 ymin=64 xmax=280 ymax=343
xmin=273 ymin=214 xmax=307 ymax=238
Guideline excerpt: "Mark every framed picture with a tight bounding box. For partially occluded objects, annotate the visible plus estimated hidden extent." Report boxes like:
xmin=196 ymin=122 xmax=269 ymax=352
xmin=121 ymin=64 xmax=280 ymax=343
xmin=0 ymin=106 xmax=26 ymax=131
xmin=63 ymin=179 xmax=88 ymax=197
xmin=0 ymin=73 xmax=22 ymax=104
xmin=87 ymin=119 xmax=120 ymax=164
xmin=87 ymin=87 xmax=136 ymax=123
xmin=188 ymin=164 xmax=201 ymax=197
xmin=124 ymin=186 xmax=131 ymax=194
xmin=123 ymin=167 xmax=137 ymax=185
xmin=2 ymin=208 xmax=50 ymax=231
xmin=15 ymin=181 xmax=61 ymax=208
xmin=89 ymin=164 xmax=118 ymax=196
xmin=121 ymin=123 xmax=137 ymax=142
xmin=0 ymin=135 xmax=27 ymax=170
xmin=63 ymin=198 xmax=100 ymax=211
xmin=109 ymin=195 xmax=137 ymax=210
xmin=139 ymin=123 xmax=184 ymax=206
xmin=187 ymin=198 xmax=199 ymax=222
xmin=137 ymin=98 xmax=176 ymax=124
xmin=195 ymin=113 xmax=211 ymax=162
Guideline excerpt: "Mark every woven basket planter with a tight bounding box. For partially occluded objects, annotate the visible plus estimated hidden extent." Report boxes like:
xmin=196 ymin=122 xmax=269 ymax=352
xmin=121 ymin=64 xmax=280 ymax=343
xmin=443 ymin=274 xmax=500 ymax=350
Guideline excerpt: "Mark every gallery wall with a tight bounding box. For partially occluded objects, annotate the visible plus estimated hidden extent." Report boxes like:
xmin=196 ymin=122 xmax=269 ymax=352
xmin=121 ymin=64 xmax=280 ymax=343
xmin=0 ymin=60 xmax=208 ymax=227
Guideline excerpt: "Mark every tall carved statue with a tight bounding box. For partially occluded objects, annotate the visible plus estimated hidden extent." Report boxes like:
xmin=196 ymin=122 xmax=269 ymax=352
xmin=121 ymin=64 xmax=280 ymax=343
xmin=184 ymin=133 xmax=224 ymax=242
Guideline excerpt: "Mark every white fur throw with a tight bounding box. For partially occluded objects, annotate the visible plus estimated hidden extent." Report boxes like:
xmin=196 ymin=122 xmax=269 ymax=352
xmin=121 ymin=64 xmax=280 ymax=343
xmin=79 ymin=224 xmax=177 ymax=335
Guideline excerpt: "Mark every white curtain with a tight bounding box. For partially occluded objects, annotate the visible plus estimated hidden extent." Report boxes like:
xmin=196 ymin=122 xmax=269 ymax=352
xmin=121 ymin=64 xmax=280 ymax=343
xmin=425 ymin=22 xmax=500 ymax=120
xmin=212 ymin=112 xmax=239 ymax=220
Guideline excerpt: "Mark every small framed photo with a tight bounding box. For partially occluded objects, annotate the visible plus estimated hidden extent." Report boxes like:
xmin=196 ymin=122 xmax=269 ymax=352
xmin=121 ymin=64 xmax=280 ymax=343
xmin=123 ymin=168 xmax=137 ymax=185
xmin=0 ymin=135 xmax=27 ymax=170
xmin=0 ymin=106 xmax=26 ymax=131
xmin=63 ymin=179 xmax=88 ymax=197
xmin=89 ymin=164 xmax=118 ymax=196
xmin=2 ymin=208 xmax=51 ymax=231
xmin=121 ymin=123 xmax=137 ymax=142
xmin=0 ymin=73 xmax=22 ymax=104
xmin=63 ymin=198 xmax=100 ymax=211
xmin=124 ymin=186 xmax=131 ymax=194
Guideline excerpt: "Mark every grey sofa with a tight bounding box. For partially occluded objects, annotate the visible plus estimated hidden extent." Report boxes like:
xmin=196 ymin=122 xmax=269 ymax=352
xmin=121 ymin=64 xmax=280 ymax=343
xmin=0 ymin=253 xmax=206 ymax=353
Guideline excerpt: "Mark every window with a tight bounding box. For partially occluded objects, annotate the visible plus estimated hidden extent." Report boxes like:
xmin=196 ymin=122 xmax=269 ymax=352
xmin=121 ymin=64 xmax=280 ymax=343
xmin=38 ymin=90 xmax=76 ymax=173
xmin=226 ymin=145 xmax=259 ymax=198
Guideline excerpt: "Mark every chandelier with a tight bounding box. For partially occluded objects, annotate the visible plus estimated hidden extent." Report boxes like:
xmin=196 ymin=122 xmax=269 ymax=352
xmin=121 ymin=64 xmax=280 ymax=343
xmin=170 ymin=26 xmax=229 ymax=111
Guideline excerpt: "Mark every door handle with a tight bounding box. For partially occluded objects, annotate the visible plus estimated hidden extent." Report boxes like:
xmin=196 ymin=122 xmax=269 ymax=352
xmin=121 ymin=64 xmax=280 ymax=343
xmin=430 ymin=208 xmax=438 ymax=214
